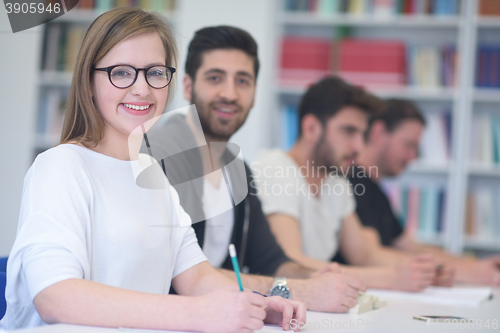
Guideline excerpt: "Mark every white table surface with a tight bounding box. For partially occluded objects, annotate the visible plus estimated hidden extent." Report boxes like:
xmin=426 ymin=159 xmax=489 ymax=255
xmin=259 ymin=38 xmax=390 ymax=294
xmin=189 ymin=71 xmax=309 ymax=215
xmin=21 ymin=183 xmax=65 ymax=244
xmin=9 ymin=288 xmax=500 ymax=333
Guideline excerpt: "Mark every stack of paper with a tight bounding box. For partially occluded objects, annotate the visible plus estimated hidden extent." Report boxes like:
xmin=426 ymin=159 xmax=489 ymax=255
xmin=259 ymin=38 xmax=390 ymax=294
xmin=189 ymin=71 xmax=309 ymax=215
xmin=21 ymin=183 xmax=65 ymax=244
xmin=366 ymin=286 xmax=493 ymax=307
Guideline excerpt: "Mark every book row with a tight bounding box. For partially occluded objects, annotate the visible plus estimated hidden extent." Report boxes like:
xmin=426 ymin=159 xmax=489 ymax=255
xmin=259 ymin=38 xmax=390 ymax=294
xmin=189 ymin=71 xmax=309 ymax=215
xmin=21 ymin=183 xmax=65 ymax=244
xmin=280 ymin=38 xmax=459 ymax=89
xmin=284 ymin=0 xmax=460 ymax=16
xmin=385 ymin=183 xmax=500 ymax=241
xmin=42 ymin=23 xmax=86 ymax=72
xmin=76 ymin=0 xmax=175 ymax=11
xmin=465 ymin=186 xmax=500 ymax=241
xmin=470 ymin=113 xmax=500 ymax=167
xmin=476 ymin=46 xmax=500 ymax=89
xmin=37 ymin=89 xmax=67 ymax=144
xmin=384 ymin=184 xmax=448 ymax=239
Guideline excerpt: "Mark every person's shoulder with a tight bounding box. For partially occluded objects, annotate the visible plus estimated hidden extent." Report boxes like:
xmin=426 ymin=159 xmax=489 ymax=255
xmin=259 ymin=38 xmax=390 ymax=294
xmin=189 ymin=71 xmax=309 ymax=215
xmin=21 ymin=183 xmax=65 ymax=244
xmin=32 ymin=144 xmax=91 ymax=177
xmin=35 ymin=144 xmax=87 ymax=164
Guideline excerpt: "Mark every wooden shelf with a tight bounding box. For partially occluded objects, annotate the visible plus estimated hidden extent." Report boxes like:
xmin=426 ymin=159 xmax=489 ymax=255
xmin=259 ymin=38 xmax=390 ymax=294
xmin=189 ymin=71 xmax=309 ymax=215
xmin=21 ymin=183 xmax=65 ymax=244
xmin=280 ymin=13 xmax=461 ymax=27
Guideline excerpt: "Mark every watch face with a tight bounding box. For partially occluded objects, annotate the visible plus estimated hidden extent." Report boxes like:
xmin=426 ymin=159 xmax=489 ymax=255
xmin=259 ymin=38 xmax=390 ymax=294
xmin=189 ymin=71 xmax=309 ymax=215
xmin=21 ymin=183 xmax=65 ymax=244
xmin=269 ymin=285 xmax=290 ymax=299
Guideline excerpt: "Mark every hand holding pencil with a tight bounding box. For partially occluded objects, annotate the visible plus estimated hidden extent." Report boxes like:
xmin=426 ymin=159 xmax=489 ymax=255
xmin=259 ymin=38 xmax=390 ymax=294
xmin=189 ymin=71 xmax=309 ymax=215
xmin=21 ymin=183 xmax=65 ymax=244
xmin=228 ymin=244 xmax=307 ymax=331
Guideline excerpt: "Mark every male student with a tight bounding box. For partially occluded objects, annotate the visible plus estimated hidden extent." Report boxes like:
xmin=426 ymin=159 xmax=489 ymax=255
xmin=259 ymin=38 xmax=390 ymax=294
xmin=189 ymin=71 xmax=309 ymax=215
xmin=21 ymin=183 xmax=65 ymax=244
xmin=350 ymin=98 xmax=500 ymax=286
xmin=252 ymin=76 xmax=454 ymax=291
xmin=142 ymin=26 xmax=365 ymax=313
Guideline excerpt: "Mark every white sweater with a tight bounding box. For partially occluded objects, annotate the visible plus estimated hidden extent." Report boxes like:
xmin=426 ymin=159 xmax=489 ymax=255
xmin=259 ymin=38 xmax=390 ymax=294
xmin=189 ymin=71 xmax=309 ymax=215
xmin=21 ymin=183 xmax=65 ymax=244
xmin=0 ymin=144 xmax=206 ymax=330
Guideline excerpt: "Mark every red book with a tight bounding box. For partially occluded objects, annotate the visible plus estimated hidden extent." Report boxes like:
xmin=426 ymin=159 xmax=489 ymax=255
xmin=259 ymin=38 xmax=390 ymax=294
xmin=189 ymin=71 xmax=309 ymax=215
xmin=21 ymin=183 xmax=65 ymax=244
xmin=333 ymin=39 xmax=407 ymax=88
xmin=280 ymin=37 xmax=331 ymax=86
xmin=404 ymin=0 xmax=414 ymax=15
xmin=479 ymin=0 xmax=500 ymax=16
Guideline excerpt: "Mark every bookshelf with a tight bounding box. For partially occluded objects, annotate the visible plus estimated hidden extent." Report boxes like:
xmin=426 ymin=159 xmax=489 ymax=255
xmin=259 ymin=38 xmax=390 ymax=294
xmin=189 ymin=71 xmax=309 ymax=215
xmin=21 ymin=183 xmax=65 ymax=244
xmin=34 ymin=1 xmax=177 ymax=154
xmin=273 ymin=0 xmax=500 ymax=254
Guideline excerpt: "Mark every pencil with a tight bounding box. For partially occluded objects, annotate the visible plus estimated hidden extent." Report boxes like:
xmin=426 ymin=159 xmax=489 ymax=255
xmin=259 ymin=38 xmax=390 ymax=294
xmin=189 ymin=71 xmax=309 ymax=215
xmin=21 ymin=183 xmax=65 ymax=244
xmin=228 ymin=244 xmax=244 ymax=291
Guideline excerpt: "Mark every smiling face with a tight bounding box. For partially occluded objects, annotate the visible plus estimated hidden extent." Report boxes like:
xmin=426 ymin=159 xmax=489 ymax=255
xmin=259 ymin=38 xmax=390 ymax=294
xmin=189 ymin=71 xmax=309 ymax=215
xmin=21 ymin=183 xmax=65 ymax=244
xmin=183 ymin=49 xmax=256 ymax=142
xmin=314 ymin=106 xmax=368 ymax=172
xmin=92 ymin=32 xmax=169 ymax=148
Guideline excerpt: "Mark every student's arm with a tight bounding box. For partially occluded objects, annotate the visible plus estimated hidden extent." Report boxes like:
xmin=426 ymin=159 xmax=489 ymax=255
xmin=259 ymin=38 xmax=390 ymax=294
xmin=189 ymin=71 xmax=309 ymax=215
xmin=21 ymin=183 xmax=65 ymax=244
xmin=266 ymin=213 xmax=332 ymax=271
xmin=393 ymin=232 xmax=500 ymax=286
xmin=218 ymin=267 xmax=365 ymax=313
xmin=34 ymin=262 xmax=305 ymax=332
xmin=339 ymin=213 xmax=409 ymax=266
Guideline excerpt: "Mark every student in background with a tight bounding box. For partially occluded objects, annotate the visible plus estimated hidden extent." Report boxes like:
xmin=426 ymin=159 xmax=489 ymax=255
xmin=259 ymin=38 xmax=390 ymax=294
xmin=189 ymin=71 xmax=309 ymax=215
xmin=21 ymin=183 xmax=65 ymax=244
xmin=351 ymin=98 xmax=500 ymax=286
xmin=253 ymin=77 xmax=455 ymax=292
xmin=144 ymin=25 xmax=366 ymax=313
xmin=0 ymin=8 xmax=305 ymax=332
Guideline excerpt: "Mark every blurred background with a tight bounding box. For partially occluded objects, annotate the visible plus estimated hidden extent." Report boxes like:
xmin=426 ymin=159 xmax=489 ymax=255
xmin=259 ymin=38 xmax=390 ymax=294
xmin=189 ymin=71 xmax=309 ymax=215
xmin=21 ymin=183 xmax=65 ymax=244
xmin=1 ymin=0 xmax=499 ymax=258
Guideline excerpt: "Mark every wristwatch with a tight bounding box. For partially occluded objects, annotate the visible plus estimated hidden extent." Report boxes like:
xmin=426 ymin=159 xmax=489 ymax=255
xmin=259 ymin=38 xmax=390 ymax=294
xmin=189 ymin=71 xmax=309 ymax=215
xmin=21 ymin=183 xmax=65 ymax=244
xmin=269 ymin=277 xmax=290 ymax=299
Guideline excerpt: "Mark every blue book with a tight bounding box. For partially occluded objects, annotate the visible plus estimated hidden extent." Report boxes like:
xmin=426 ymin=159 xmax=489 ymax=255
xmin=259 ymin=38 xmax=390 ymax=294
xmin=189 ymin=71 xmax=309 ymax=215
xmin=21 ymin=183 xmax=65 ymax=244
xmin=318 ymin=0 xmax=341 ymax=14
xmin=437 ymin=189 xmax=446 ymax=232
xmin=95 ymin=0 xmax=114 ymax=11
xmin=282 ymin=105 xmax=299 ymax=150
xmin=418 ymin=188 xmax=429 ymax=234
xmin=492 ymin=115 xmax=500 ymax=164
xmin=427 ymin=186 xmax=440 ymax=235
xmin=284 ymin=0 xmax=296 ymax=11
xmin=400 ymin=187 xmax=409 ymax=228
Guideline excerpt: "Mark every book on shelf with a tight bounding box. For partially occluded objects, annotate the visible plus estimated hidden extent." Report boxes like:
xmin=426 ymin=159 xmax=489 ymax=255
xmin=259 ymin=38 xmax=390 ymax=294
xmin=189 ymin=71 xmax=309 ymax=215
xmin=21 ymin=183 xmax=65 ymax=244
xmin=469 ymin=113 xmax=500 ymax=167
xmin=283 ymin=0 xmax=460 ymax=16
xmin=42 ymin=23 xmax=87 ymax=73
xmin=42 ymin=23 xmax=62 ymax=71
xmin=476 ymin=46 xmax=500 ymax=89
xmin=37 ymin=89 xmax=67 ymax=143
xmin=465 ymin=186 xmax=500 ymax=241
xmin=479 ymin=0 xmax=500 ymax=17
xmin=280 ymin=37 xmax=458 ymax=90
xmin=419 ymin=111 xmax=452 ymax=165
xmin=280 ymin=37 xmax=331 ymax=86
xmin=281 ymin=105 xmax=299 ymax=150
xmin=331 ymin=39 xmax=407 ymax=88
xmin=65 ymin=26 xmax=86 ymax=72
xmin=77 ymin=0 xmax=176 ymax=11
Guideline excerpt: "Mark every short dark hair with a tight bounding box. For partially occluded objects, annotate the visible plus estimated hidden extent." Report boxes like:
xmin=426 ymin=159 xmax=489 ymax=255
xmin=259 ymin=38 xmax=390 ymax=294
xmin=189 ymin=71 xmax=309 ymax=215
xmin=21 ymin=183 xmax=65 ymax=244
xmin=370 ymin=98 xmax=426 ymax=133
xmin=185 ymin=25 xmax=259 ymax=81
xmin=298 ymin=76 xmax=384 ymax=136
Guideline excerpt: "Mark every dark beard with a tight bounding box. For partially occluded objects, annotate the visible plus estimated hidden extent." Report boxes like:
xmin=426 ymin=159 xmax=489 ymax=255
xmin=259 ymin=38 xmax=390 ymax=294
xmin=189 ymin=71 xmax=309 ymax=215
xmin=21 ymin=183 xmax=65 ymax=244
xmin=191 ymin=90 xmax=240 ymax=142
xmin=312 ymin=134 xmax=339 ymax=176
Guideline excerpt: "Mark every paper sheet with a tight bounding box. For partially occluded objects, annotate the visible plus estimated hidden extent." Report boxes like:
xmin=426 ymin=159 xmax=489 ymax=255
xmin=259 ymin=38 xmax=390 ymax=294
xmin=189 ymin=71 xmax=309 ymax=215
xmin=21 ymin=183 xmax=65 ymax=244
xmin=366 ymin=286 xmax=493 ymax=307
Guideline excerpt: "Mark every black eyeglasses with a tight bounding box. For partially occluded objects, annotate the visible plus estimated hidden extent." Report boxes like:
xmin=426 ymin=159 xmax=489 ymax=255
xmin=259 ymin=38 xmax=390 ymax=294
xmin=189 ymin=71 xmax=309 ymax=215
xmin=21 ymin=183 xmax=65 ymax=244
xmin=93 ymin=65 xmax=176 ymax=89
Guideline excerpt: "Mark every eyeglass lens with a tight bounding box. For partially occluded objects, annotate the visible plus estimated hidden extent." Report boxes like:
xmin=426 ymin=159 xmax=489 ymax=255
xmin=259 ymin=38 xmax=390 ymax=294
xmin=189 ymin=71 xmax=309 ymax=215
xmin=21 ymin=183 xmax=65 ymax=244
xmin=109 ymin=65 xmax=172 ymax=88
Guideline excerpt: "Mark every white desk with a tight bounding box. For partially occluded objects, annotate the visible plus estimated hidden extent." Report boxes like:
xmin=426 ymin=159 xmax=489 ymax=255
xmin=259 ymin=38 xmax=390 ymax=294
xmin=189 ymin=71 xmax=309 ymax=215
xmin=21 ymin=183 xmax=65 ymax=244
xmin=11 ymin=288 xmax=500 ymax=333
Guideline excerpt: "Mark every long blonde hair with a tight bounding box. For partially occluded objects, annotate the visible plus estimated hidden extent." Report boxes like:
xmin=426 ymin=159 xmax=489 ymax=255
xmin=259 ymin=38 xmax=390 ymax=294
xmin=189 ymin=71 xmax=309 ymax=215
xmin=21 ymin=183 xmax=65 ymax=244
xmin=60 ymin=7 xmax=178 ymax=147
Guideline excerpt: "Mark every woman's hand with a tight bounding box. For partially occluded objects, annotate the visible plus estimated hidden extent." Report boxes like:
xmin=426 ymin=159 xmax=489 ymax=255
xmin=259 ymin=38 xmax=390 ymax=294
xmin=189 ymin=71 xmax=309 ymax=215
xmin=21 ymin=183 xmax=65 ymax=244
xmin=263 ymin=296 xmax=307 ymax=332
xmin=194 ymin=286 xmax=267 ymax=333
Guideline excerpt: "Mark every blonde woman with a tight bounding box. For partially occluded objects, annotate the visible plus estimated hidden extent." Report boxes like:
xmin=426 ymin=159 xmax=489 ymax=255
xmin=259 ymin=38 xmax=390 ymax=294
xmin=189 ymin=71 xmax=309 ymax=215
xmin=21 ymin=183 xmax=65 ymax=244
xmin=0 ymin=7 xmax=305 ymax=332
